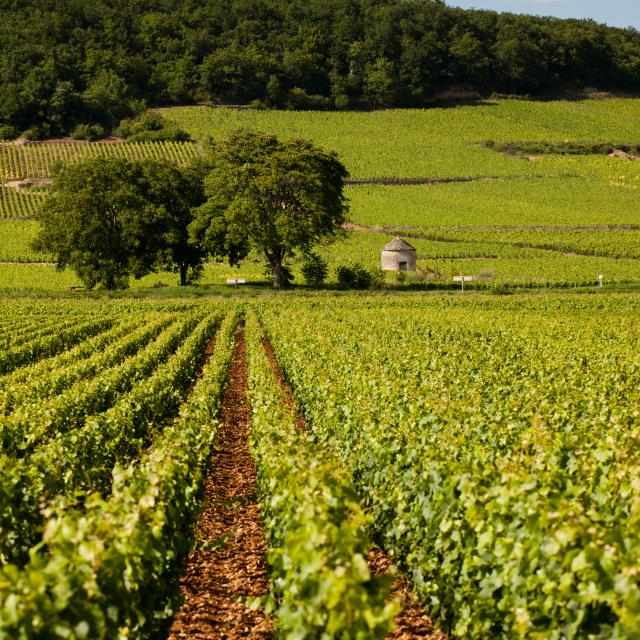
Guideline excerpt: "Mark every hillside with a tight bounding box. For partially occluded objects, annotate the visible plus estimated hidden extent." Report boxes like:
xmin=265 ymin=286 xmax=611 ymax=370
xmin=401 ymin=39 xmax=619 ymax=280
xmin=1 ymin=0 xmax=640 ymax=138
xmin=1 ymin=99 xmax=640 ymax=291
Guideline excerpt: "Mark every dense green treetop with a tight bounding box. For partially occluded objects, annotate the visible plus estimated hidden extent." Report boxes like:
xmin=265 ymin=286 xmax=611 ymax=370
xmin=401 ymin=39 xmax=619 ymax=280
xmin=1 ymin=0 xmax=639 ymax=138
xmin=33 ymin=157 xmax=207 ymax=289
xmin=191 ymin=130 xmax=348 ymax=289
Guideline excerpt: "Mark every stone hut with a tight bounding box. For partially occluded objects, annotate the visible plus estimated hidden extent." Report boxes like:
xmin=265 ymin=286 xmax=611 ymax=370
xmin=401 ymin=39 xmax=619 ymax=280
xmin=381 ymin=237 xmax=417 ymax=271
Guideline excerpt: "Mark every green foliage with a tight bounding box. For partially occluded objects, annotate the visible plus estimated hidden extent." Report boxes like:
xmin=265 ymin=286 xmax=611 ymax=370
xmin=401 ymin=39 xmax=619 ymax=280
xmin=2 ymin=100 xmax=640 ymax=289
xmin=485 ymin=140 xmax=640 ymax=157
xmin=162 ymin=99 xmax=640 ymax=180
xmin=261 ymin=295 xmax=640 ymax=638
xmin=395 ymin=270 xmax=407 ymax=285
xmin=195 ymin=129 xmax=348 ymax=289
xmin=0 ymin=222 xmax=51 ymax=262
xmin=284 ymin=88 xmax=331 ymax=111
xmin=70 ymin=123 xmax=106 ymax=141
xmin=1 ymin=0 xmax=640 ymax=137
xmin=0 ymin=318 xmax=112 ymax=376
xmin=0 ymin=125 xmax=18 ymax=140
xmin=114 ymin=111 xmax=190 ymax=142
xmin=0 ymin=141 xmax=199 ymax=182
xmin=336 ymin=263 xmax=372 ymax=289
xmin=0 ymin=309 xmax=237 ymax=638
xmin=301 ymin=252 xmax=328 ymax=287
xmin=22 ymin=125 xmax=50 ymax=141
xmin=33 ymin=157 xmax=207 ymax=289
xmin=245 ymin=312 xmax=397 ymax=637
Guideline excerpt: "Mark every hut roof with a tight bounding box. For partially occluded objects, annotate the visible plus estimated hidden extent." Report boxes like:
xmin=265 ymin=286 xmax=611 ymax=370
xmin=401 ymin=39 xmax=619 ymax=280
xmin=382 ymin=236 xmax=416 ymax=252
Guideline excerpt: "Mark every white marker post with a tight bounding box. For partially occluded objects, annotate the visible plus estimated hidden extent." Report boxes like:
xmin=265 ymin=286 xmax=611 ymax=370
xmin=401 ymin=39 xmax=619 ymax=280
xmin=453 ymin=275 xmax=474 ymax=292
xmin=599 ymin=274 xmax=604 ymax=288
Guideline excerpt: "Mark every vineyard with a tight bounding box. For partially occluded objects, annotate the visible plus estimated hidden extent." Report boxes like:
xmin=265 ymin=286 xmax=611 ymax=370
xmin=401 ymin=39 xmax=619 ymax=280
xmin=0 ymin=140 xmax=200 ymax=182
xmin=0 ymin=187 xmax=46 ymax=221
xmin=158 ymin=101 xmax=640 ymax=286
xmin=0 ymin=100 xmax=638 ymax=287
xmin=0 ymin=302 xmax=236 ymax=636
xmin=259 ymin=294 xmax=640 ymax=638
xmin=160 ymin=100 xmax=640 ymax=179
xmin=0 ymin=295 xmax=638 ymax=638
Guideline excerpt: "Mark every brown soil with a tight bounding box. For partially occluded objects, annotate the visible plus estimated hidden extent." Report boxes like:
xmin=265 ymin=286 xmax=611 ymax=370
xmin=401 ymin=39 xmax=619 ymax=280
xmin=368 ymin=549 xmax=447 ymax=640
xmin=260 ymin=330 xmax=445 ymax=639
xmin=167 ymin=327 xmax=272 ymax=640
xmin=27 ymin=137 xmax=127 ymax=144
xmin=344 ymin=174 xmax=576 ymax=186
xmin=609 ymin=149 xmax=640 ymax=161
xmin=3 ymin=178 xmax=52 ymax=189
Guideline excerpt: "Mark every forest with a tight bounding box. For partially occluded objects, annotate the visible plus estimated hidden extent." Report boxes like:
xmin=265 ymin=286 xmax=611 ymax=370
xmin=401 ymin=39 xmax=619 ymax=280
xmin=1 ymin=0 xmax=640 ymax=138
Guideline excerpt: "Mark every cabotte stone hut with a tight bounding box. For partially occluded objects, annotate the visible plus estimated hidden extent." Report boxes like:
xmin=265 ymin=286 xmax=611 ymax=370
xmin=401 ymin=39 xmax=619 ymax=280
xmin=381 ymin=237 xmax=417 ymax=272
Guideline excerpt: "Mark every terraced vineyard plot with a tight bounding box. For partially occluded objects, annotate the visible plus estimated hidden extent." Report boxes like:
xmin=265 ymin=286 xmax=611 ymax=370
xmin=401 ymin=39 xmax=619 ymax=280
xmin=0 ymin=187 xmax=46 ymax=220
xmin=0 ymin=140 xmax=200 ymax=181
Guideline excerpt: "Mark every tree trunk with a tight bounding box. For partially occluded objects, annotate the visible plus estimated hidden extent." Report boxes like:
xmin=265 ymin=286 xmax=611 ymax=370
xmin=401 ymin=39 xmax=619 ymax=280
xmin=267 ymin=247 xmax=286 ymax=289
xmin=179 ymin=264 xmax=188 ymax=286
xmin=272 ymin=260 xmax=283 ymax=290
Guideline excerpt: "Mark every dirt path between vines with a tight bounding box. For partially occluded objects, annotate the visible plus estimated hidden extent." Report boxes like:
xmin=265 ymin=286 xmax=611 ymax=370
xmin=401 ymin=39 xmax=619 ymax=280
xmin=343 ymin=222 xmax=640 ymax=233
xmin=260 ymin=329 xmax=445 ymax=639
xmin=167 ymin=327 xmax=272 ymax=640
xmin=344 ymin=174 xmax=575 ymax=186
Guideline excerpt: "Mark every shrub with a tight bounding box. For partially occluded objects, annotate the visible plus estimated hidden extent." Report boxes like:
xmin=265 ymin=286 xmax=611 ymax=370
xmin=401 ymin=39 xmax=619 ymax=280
xmin=301 ymin=253 xmax=328 ymax=287
xmin=285 ymin=88 xmax=331 ymax=110
xmin=336 ymin=263 xmax=372 ymax=289
xmin=115 ymin=110 xmax=190 ymax=142
xmin=22 ymin=124 xmax=50 ymax=140
xmin=395 ymin=270 xmax=407 ymax=285
xmin=0 ymin=125 xmax=19 ymax=140
xmin=71 ymin=123 xmax=106 ymax=141
xmin=369 ymin=268 xmax=386 ymax=289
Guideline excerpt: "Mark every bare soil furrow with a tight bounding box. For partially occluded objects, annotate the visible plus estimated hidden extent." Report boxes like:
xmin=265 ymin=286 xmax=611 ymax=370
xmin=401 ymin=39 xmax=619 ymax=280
xmin=368 ymin=548 xmax=447 ymax=639
xmin=168 ymin=327 xmax=272 ymax=640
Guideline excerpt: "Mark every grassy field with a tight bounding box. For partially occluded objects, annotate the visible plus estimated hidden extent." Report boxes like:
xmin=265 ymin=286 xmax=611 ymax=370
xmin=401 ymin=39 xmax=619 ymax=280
xmin=1 ymin=99 xmax=640 ymax=289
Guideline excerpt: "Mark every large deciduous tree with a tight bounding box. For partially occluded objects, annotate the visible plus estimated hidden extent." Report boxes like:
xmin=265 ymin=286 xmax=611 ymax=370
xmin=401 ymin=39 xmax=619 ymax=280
xmin=136 ymin=159 xmax=209 ymax=286
xmin=33 ymin=157 xmax=207 ymax=289
xmin=191 ymin=130 xmax=348 ymax=289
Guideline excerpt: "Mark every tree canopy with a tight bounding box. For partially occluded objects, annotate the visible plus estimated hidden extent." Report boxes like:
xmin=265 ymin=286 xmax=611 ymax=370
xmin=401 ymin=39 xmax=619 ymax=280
xmin=1 ymin=0 xmax=640 ymax=137
xmin=33 ymin=157 xmax=207 ymax=289
xmin=191 ymin=130 xmax=349 ymax=289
